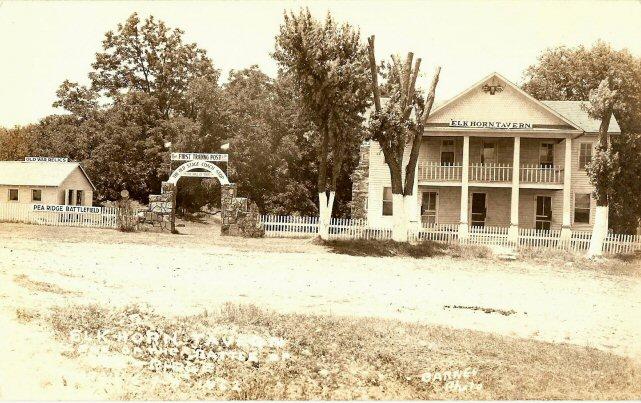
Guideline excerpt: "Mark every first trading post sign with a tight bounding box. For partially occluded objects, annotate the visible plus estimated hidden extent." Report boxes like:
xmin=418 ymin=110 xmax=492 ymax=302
xmin=170 ymin=152 xmax=228 ymax=162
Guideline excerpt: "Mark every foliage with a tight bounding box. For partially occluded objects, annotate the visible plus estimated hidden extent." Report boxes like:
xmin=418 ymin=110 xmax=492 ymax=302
xmin=89 ymin=13 xmax=219 ymax=118
xmin=522 ymin=40 xmax=641 ymax=133
xmin=223 ymin=67 xmax=317 ymax=215
xmin=523 ymin=41 xmax=641 ymax=231
xmin=273 ymin=8 xmax=370 ymax=197
xmin=1 ymin=12 xmax=362 ymax=217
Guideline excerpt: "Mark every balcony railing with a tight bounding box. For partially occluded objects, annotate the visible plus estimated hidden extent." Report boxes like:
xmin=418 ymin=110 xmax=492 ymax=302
xmin=418 ymin=163 xmax=462 ymax=181
xmin=469 ymin=163 xmax=512 ymax=182
xmin=418 ymin=162 xmax=564 ymax=184
xmin=519 ymin=164 xmax=563 ymax=184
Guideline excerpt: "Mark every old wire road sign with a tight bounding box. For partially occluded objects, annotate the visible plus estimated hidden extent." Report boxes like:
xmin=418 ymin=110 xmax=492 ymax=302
xmin=170 ymin=152 xmax=228 ymax=162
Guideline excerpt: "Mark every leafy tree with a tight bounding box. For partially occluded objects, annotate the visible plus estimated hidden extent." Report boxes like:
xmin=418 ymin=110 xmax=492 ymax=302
xmin=523 ymin=41 xmax=641 ymax=133
xmin=0 ymin=126 xmax=33 ymax=160
xmin=46 ymin=13 xmax=229 ymax=209
xmin=523 ymin=41 xmax=641 ymax=234
xmin=224 ymin=66 xmax=318 ymax=215
xmin=273 ymin=9 xmax=370 ymax=238
xmin=365 ymin=35 xmax=440 ymax=242
xmin=89 ymin=13 xmax=219 ymax=118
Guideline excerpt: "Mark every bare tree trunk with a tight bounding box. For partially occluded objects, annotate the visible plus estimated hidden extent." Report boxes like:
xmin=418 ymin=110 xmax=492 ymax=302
xmin=367 ymin=35 xmax=441 ymax=243
xmin=588 ymin=109 xmax=613 ymax=257
xmin=317 ymin=123 xmax=332 ymax=240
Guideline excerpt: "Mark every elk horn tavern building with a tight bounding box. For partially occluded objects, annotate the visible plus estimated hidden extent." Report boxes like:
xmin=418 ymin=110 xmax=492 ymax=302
xmin=351 ymin=72 xmax=621 ymax=240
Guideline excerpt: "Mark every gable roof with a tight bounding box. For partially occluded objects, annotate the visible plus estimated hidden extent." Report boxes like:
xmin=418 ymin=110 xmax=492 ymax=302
xmin=428 ymin=72 xmax=582 ymax=130
xmin=0 ymin=161 xmax=96 ymax=190
xmin=542 ymin=100 xmax=621 ymax=133
xmin=427 ymin=72 xmax=621 ymax=134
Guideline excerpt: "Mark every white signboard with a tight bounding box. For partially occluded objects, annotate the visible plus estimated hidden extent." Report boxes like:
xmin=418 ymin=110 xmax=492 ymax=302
xmin=449 ymin=120 xmax=533 ymax=130
xmin=171 ymin=152 xmax=228 ymax=162
xmin=181 ymin=171 xmax=217 ymax=178
xmin=168 ymin=160 xmax=230 ymax=185
xmin=25 ymin=157 xmax=69 ymax=162
xmin=33 ymin=204 xmax=102 ymax=214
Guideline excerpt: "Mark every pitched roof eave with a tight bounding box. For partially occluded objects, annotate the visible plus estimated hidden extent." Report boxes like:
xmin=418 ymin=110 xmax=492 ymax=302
xmin=428 ymin=72 xmax=584 ymax=132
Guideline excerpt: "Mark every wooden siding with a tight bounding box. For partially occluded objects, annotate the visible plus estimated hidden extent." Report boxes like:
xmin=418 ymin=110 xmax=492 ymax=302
xmin=59 ymin=167 xmax=94 ymax=206
xmin=427 ymin=76 xmax=569 ymax=127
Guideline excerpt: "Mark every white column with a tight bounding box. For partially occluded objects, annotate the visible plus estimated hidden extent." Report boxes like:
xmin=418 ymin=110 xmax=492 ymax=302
xmin=560 ymin=136 xmax=573 ymax=241
xmin=508 ymin=136 xmax=520 ymax=242
xmin=459 ymin=135 xmax=470 ymax=240
xmin=64 ymin=189 xmax=69 ymax=205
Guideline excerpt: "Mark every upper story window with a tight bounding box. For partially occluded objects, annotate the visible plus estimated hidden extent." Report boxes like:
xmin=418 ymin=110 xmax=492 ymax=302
xmin=579 ymin=143 xmax=593 ymax=170
xmin=441 ymin=139 xmax=455 ymax=165
xmin=481 ymin=142 xmax=496 ymax=164
xmin=31 ymin=189 xmax=42 ymax=202
xmin=8 ymin=189 xmax=18 ymax=201
xmin=382 ymin=187 xmax=393 ymax=216
xmin=539 ymin=143 xmax=554 ymax=168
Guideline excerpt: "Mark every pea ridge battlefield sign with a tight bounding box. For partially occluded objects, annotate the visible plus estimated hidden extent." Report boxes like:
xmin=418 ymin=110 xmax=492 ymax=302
xmin=32 ymin=204 xmax=102 ymax=214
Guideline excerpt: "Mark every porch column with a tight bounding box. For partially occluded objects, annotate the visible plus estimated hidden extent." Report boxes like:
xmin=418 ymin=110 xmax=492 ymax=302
xmin=508 ymin=136 xmax=520 ymax=243
xmin=458 ymin=135 xmax=470 ymax=240
xmin=560 ymin=136 xmax=573 ymax=241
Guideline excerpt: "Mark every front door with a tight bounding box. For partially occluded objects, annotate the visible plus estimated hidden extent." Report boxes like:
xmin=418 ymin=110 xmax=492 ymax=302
xmin=421 ymin=191 xmax=438 ymax=225
xmin=535 ymin=195 xmax=552 ymax=230
xmin=471 ymin=193 xmax=487 ymax=227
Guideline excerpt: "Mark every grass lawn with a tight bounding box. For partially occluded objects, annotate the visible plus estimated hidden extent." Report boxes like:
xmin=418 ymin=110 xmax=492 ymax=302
xmin=31 ymin=303 xmax=641 ymax=400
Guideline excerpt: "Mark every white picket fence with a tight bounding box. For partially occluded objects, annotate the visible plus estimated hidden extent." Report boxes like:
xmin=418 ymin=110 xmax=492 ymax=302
xmin=0 ymin=202 xmax=119 ymax=229
xmin=259 ymin=215 xmax=641 ymax=255
xmin=260 ymin=215 xmax=392 ymax=240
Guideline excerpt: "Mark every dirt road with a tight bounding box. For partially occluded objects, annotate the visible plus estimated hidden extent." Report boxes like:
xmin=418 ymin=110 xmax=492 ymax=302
xmin=2 ymin=222 xmax=640 ymax=362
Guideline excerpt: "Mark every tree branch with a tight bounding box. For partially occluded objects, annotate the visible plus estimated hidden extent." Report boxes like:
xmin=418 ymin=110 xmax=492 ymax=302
xmin=367 ymin=35 xmax=381 ymax=112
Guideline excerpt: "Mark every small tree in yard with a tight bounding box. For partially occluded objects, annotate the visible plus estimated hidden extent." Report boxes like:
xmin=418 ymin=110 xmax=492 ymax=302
xmin=273 ymin=9 xmax=370 ymax=239
xmin=586 ymin=79 xmax=623 ymax=257
xmin=366 ymin=35 xmax=441 ymax=242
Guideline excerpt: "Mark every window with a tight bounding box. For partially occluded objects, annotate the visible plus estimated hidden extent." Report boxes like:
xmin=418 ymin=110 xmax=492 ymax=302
xmin=574 ymin=193 xmax=591 ymax=223
xmin=382 ymin=187 xmax=393 ymax=216
xmin=67 ymin=189 xmax=74 ymax=205
xmin=539 ymin=143 xmax=554 ymax=168
xmin=421 ymin=191 xmax=438 ymax=224
xmin=31 ymin=189 xmax=42 ymax=202
xmin=76 ymin=190 xmax=83 ymax=205
xmin=579 ymin=143 xmax=593 ymax=169
xmin=441 ymin=140 xmax=455 ymax=165
xmin=8 ymin=189 xmax=18 ymax=201
xmin=481 ymin=142 xmax=496 ymax=164
xmin=535 ymin=195 xmax=552 ymax=230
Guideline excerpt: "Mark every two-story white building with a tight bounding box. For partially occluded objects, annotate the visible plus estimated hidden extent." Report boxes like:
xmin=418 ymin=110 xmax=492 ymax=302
xmin=351 ymin=72 xmax=620 ymax=239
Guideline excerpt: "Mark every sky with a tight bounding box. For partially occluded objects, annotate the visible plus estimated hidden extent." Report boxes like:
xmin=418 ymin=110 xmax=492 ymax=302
xmin=0 ymin=0 xmax=640 ymax=127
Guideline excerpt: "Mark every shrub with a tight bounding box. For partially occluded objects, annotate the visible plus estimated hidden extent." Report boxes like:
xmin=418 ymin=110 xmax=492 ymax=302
xmin=321 ymin=239 xmax=487 ymax=259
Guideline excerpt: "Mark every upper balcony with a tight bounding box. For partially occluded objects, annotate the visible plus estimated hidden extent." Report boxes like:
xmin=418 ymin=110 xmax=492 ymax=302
xmin=418 ymin=162 xmax=564 ymax=186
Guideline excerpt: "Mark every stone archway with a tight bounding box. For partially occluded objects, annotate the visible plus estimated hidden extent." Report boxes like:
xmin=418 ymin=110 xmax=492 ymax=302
xmin=155 ymin=159 xmax=262 ymax=236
